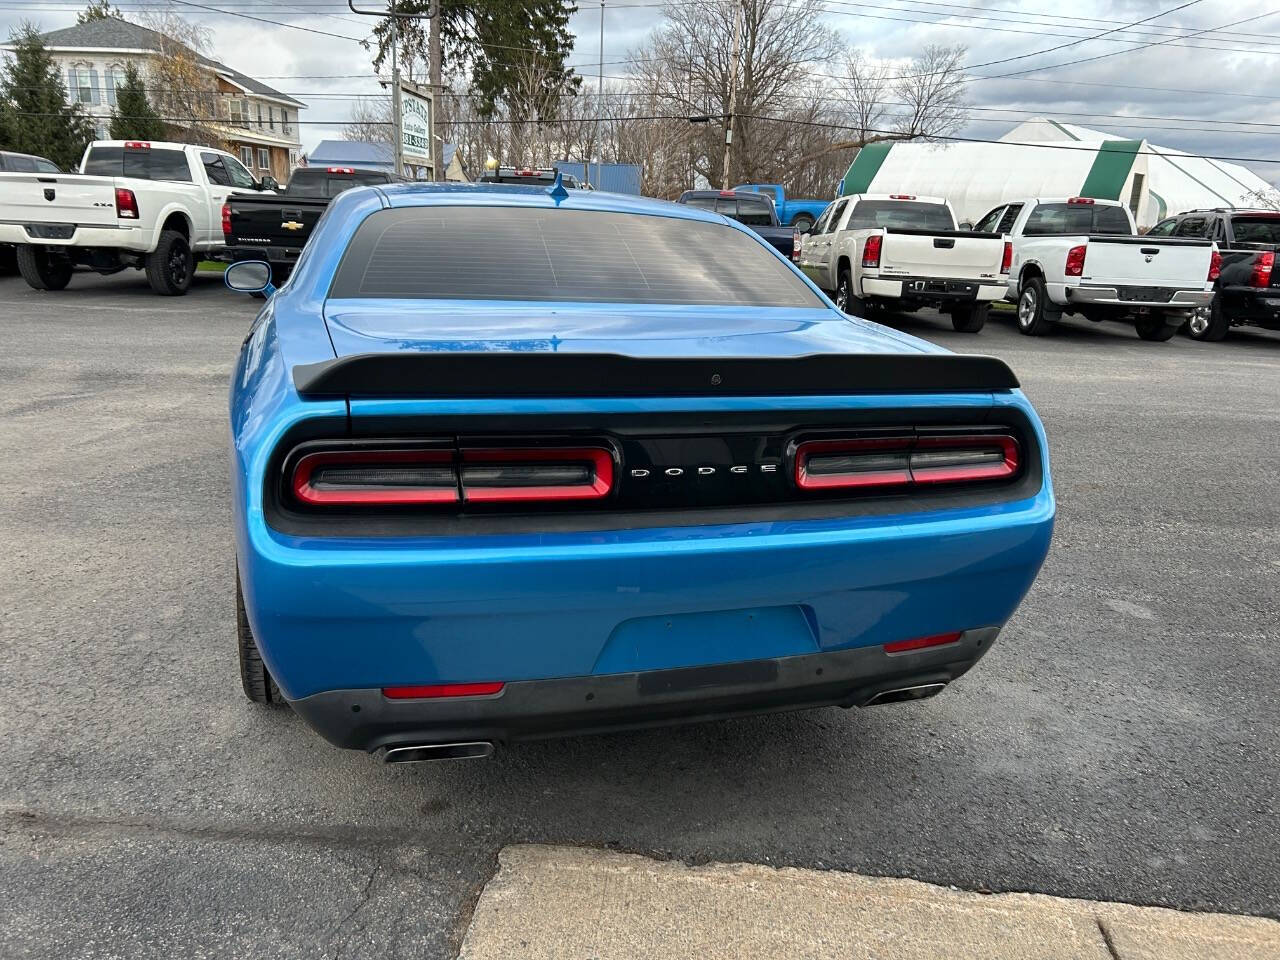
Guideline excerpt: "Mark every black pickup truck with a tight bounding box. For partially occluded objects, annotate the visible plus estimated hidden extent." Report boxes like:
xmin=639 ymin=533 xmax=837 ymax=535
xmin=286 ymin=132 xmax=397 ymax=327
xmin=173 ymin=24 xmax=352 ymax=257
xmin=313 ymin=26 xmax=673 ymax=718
xmin=676 ymin=189 xmax=795 ymax=260
xmin=1147 ymin=208 xmax=1280 ymax=341
xmin=222 ymin=166 xmax=398 ymax=281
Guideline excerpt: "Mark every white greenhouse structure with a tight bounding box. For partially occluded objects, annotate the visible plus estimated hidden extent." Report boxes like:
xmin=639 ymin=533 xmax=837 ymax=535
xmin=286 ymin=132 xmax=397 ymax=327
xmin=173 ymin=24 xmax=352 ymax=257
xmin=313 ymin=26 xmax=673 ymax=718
xmin=838 ymin=118 xmax=1277 ymax=230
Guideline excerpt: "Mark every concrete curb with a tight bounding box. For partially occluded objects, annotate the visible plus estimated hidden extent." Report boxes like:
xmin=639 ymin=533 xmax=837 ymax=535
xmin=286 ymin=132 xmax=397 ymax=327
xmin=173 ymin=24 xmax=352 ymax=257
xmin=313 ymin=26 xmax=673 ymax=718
xmin=458 ymin=844 xmax=1280 ymax=959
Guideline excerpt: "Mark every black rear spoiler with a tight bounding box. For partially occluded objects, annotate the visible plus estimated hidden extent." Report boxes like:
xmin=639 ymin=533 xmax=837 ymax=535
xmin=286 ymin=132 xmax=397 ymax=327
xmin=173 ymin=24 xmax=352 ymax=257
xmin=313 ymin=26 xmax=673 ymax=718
xmin=884 ymin=227 xmax=999 ymax=240
xmin=293 ymin=352 xmax=1019 ymax=398
xmin=1084 ymin=235 xmax=1213 ymax=246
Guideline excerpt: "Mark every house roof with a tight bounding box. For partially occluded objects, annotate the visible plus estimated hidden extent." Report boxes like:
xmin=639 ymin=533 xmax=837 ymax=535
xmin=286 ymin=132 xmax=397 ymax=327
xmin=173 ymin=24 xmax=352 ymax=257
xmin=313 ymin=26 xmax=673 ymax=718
xmin=37 ymin=16 xmax=304 ymax=107
xmin=309 ymin=139 xmax=459 ymax=171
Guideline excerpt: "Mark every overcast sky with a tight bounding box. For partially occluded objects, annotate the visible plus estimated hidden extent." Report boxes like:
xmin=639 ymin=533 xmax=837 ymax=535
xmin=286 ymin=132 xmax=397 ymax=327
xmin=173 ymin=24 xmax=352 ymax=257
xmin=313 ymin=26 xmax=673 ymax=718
xmin=4 ymin=0 xmax=1277 ymax=183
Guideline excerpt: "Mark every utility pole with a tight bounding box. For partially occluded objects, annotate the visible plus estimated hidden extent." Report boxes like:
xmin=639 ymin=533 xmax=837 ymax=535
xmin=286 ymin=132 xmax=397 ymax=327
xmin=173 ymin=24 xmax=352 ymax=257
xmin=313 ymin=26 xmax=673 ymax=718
xmin=722 ymin=0 xmax=743 ymax=190
xmin=588 ymin=0 xmax=604 ymax=189
xmin=390 ymin=0 xmax=403 ymax=177
xmin=429 ymin=0 xmax=442 ymax=181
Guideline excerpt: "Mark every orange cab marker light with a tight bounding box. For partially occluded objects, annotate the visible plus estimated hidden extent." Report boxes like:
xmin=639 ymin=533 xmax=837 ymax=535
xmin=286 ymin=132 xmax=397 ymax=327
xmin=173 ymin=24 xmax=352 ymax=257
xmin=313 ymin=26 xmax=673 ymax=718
xmin=382 ymin=682 xmax=505 ymax=700
xmin=883 ymin=631 xmax=963 ymax=654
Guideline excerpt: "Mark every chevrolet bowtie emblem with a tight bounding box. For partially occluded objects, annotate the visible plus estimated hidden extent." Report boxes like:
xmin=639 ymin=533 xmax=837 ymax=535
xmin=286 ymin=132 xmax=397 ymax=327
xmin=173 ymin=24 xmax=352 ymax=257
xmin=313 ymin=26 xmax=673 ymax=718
xmin=282 ymin=220 xmax=304 ymax=231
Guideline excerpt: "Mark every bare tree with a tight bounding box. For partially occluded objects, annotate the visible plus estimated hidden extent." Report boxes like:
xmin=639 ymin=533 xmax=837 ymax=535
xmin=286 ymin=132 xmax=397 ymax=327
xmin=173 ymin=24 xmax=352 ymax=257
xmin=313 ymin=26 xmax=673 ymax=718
xmin=891 ymin=44 xmax=967 ymax=140
xmin=343 ymin=97 xmax=393 ymax=145
xmin=133 ymin=11 xmax=224 ymax=147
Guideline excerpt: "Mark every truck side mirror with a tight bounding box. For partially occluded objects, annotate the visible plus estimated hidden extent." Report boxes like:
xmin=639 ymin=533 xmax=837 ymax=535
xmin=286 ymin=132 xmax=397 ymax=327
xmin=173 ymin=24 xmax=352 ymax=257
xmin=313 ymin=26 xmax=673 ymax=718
xmin=259 ymin=175 xmax=278 ymax=192
xmin=958 ymin=221 xmax=974 ymax=230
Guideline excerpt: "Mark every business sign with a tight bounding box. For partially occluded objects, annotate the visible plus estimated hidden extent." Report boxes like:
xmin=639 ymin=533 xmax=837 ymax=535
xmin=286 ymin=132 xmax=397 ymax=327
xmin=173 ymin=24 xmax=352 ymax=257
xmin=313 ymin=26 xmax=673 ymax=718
xmin=400 ymin=85 xmax=433 ymax=168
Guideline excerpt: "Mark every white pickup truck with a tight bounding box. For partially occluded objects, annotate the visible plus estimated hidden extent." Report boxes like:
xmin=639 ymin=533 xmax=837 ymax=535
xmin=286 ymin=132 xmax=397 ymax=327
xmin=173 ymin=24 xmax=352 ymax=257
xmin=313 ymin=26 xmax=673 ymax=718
xmin=972 ymin=197 xmax=1217 ymax=341
xmin=0 ymin=140 xmax=276 ymax=295
xmin=796 ymin=193 xmax=1010 ymax=332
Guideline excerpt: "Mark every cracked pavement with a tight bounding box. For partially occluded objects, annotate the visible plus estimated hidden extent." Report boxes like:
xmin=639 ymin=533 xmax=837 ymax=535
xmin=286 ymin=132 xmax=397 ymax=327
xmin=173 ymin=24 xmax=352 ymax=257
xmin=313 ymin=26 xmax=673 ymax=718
xmin=1 ymin=272 xmax=1277 ymax=958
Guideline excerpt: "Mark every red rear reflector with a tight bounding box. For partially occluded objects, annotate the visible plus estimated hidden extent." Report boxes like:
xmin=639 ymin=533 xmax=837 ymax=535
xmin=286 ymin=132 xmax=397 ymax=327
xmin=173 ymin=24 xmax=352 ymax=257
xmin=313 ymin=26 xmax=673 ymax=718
xmin=1208 ymin=250 xmax=1222 ymax=282
xmin=114 ymin=187 xmax=138 ymax=219
xmin=884 ymin=631 xmax=963 ymax=654
xmin=382 ymin=682 xmax=505 ymax=699
xmin=292 ymin=449 xmax=458 ymax=506
xmin=889 ymin=194 xmax=916 ymax=200
xmin=221 ymin=201 xmax=231 ymax=237
xmin=794 ymin=434 xmax=1018 ymax=492
xmin=1067 ymin=197 xmax=1094 ymax=204
xmin=460 ymin=447 xmax=614 ymax=502
xmin=1001 ymin=241 xmax=1013 ymax=274
xmin=862 ymin=234 xmax=883 ymax=268
xmin=124 ymin=140 xmax=150 ymax=149
xmin=1065 ymin=244 xmax=1087 ymax=277
xmin=1251 ymin=250 xmax=1274 ymax=287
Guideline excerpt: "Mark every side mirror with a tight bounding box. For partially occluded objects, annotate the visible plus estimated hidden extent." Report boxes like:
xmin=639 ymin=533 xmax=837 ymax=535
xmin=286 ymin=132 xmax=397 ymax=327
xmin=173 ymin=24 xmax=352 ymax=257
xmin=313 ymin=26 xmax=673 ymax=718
xmin=259 ymin=175 xmax=278 ymax=192
xmin=225 ymin=260 xmax=274 ymax=296
xmin=958 ymin=221 xmax=974 ymax=230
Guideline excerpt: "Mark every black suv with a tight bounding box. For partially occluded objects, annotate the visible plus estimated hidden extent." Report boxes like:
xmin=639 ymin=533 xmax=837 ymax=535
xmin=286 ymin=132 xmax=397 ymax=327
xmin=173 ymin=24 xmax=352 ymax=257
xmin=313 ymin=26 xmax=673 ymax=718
xmin=1147 ymin=209 xmax=1280 ymax=340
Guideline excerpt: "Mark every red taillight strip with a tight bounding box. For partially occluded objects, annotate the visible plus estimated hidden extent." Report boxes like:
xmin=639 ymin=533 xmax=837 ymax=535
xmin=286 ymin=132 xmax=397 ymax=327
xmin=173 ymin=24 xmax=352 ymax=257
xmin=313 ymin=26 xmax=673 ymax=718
xmin=794 ymin=434 xmax=1019 ymax=492
xmin=292 ymin=449 xmax=458 ymax=506
xmin=884 ymin=631 xmax=963 ymax=654
xmin=460 ymin=447 xmax=614 ymax=503
xmin=795 ymin=436 xmax=912 ymax=490
xmin=382 ymin=681 xmax=505 ymax=699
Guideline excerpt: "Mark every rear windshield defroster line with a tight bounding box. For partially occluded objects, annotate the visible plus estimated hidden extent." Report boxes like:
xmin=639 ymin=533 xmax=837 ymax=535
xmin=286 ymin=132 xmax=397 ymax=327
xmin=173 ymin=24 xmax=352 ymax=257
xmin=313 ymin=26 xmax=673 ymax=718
xmin=328 ymin=206 xmax=822 ymax=307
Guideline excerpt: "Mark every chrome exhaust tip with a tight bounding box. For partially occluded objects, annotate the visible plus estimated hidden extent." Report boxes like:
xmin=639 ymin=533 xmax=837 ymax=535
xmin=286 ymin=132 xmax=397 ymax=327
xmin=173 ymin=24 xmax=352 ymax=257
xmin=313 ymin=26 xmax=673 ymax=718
xmin=864 ymin=682 xmax=947 ymax=706
xmin=383 ymin=741 xmax=495 ymax=763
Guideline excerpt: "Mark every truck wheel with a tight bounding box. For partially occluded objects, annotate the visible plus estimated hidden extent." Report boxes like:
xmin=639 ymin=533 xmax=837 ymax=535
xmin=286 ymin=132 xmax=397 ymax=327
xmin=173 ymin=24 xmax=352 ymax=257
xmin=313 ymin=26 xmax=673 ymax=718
xmin=835 ymin=267 xmax=872 ymax=316
xmin=1134 ymin=314 xmax=1180 ymax=342
xmin=1186 ymin=295 xmax=1229 ymax=342
xmin=16 ymin=245 xmax=73 ymax=291
xmin=950 ymin=303 xmax=988 ymax=333
xmin=237 ymin=569 xmax=283 ymax=705
xmin=792 ymin=214 xmax=815 ymax=233
xmin=1016 ymin=276 xmax=1057 ymax=336
xmin=145 ymin=230 xmax=194 ymax=296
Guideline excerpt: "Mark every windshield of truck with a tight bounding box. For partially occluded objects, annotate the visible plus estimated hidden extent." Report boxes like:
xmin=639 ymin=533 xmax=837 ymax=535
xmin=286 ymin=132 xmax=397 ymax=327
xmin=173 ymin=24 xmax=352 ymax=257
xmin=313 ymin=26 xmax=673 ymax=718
xmin=329 ymin=206 xmax=823 ymax=307
xmin=846 ymin=200 xmax=954 ymax=232
xmin=1023 ymin=203 xmax=1132 ymax=236
xmin=1230 ymin=217 xmax=1280 ymax=245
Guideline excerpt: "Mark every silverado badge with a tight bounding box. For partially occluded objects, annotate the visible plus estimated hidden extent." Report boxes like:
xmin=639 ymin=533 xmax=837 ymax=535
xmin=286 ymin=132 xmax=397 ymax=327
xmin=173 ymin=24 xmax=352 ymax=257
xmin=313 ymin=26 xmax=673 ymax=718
xmin=282 ymin=221 xmax=304 ymax=231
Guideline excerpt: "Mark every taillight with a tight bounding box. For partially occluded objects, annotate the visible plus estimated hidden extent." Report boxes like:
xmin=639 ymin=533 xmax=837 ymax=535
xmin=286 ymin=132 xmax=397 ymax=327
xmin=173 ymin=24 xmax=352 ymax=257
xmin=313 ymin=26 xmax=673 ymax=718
xmin=791 ymin=228 xmax=801 ymax=262
xmin=1065 ymin=244 xmax=1087 ymax=277
xmin=292 ymin=448 xmax=458 ymax=506
xmin=382 ymin=682 xmax=504 ymax=699
xmin=221 ymin=201 xmax=231 ymax=237
xmin=884 ymin=631 xmax=963 ymax=654
xmin=1067 ymin=197 xmax=1094 ymax=205
xmin=1000 ymin=241 xmax=1013 ymax=274
xmin=862 ymin=234 xmax=882 ymax=268
xmin=1251 ymin=250 xmax=1274 ymax=287
xmin=794 ymin=434 xmax=1019 ymax=492
xmin=114 ymin=187 xmax=138 ymax=219
xmin=1208 ymin=250 xmax=1222 ymax=283
xmin=889 ymin=194 xmax=916 ymax=200
xmin=460 ymin=447 xmax=613 ymax=502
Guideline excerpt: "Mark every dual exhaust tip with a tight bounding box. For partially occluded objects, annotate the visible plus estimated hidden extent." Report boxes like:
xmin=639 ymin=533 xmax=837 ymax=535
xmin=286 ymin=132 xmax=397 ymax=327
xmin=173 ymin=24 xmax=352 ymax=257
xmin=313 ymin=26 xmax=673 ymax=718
xmin=383 ymin=741 xmax=495 ymax=764
xmin=863 ymin=682 xmax=947 ymax=706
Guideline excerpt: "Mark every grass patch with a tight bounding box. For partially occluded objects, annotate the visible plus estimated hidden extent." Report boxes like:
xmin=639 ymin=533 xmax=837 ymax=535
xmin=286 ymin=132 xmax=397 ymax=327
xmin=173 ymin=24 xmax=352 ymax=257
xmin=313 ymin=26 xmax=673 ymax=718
xmin=197 ymin=260 xmax=227 ymax=273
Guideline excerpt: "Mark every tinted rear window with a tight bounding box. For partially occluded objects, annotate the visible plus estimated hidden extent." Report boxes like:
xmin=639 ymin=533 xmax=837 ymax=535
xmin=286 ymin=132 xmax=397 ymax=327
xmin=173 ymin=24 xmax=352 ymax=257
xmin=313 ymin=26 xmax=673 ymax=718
xmin=735 ymin=196 xmax=774 ymax=226
xmin=330 ymin=206 xmax=821 ymax=306
xmin=847 ymin=200 xmax=954 ymax=231
xmin=287 ymin=169 xmax=389 ymax=198
xmin=82 ymin=146 xmax=192 ymax=182
xmin=1023 ymin=203 xmax=1131 ymax=236
xmin=1230 ymin=217 xmax=1280 ymax=245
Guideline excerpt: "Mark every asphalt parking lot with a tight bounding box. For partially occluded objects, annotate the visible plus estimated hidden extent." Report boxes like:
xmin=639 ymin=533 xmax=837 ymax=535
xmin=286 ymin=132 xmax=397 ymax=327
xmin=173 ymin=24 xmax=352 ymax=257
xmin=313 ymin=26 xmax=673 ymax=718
xmin=1 ymin=269 xmax=1277 ymax=959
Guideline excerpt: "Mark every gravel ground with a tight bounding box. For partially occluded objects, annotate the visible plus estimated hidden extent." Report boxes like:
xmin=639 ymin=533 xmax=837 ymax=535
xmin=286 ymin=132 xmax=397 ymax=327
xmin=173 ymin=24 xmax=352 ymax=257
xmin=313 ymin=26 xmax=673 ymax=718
xmin=1 ymin=270 xmax=1277 ymax=959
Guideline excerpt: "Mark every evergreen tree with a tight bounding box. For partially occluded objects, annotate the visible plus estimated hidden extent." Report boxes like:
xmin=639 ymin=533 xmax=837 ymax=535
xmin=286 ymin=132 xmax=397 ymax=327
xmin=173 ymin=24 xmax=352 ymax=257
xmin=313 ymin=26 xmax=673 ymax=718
xmin=109 ymin=62 xmax=165 ymax=140
xmin=0 ymin=24 xmax=94 ymax=168
xmin=78 ymin=0 xmax=123 ymax=23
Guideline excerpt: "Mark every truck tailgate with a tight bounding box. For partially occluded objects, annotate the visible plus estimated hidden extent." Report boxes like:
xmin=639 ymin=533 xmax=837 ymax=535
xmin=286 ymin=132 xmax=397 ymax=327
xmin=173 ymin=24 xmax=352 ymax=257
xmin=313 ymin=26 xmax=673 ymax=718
xmin=881 ymin=229 xmax=1003 ymax=279
xmin=1084 ymin=236 xmax=1212 ymax=287
xmin=227 ymin=196 xmax=328 ymax=247
xmin=0 ymin=174 xmax=118 ymax=229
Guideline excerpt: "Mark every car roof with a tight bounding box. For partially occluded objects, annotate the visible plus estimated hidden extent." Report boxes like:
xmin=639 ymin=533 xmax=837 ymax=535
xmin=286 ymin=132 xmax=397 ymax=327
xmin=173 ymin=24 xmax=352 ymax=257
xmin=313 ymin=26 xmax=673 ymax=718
xmin=377 ymin=181 xmax=722 ymax=224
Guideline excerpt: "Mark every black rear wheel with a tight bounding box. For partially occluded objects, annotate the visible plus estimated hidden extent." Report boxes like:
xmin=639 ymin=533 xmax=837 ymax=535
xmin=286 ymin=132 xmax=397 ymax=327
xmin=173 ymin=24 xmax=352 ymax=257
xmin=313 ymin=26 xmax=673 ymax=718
xmin=950 ymin=302 xmax=989 ymax=333
xmin=1134 ymin=314 xmax=1180 ymax=342
xmin=237 ymin=569 xmax=283 ymax=705
xmin=16 ymin=245 xmax=73 ymax=291
xmin=145 ymin=230 xmax=194 ymax=296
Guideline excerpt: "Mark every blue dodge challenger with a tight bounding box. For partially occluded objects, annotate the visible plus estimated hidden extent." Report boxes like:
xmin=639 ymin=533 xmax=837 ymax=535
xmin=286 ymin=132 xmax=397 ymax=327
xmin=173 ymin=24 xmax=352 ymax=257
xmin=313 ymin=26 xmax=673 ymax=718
xmin=227 ymin=180 xmax=1054 ymax=763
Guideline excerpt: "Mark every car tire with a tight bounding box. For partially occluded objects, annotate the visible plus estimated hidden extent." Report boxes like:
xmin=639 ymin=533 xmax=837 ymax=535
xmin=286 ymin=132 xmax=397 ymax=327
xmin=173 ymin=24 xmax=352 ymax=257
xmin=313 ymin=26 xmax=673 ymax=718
xmin=1134 ymin=314 xmax=1180 ymax=342
xmin=792 ymin=214 xmax=815 ymax=233
xmin=145 ymin=230 xmax=194 ymax=296
xmin=16 ymin=245 xmax=73 ymax=291
xmin=1016 ymin=276 xmax=1057 ymax=336
xmin=1186 ymin=294 xmax=1229 ymax=342
xmin=950 ymin=303 xmax=988 ymax=333
xmin=237 ymin=569 xmax=283 ymax=705
xmin=835 ymin=267 xmax=872 ymax=316
xmin=0 ymin=245 xmax=17 ymax=275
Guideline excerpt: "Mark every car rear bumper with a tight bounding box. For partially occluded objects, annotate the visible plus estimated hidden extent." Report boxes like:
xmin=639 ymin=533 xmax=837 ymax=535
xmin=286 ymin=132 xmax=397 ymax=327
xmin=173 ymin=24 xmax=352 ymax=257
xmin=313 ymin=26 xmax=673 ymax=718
xmin=1062 ymin=284 xmax=1211 ymax=309
xmin=222 ymin=244 xmax=302 ymax=267
xmin=0 ymin=221 xmax=150 ymax=251
xmin=863 ymin=276 xmax=1007 ymax=302
xmin=1221 ymin=285 xmax=1280 ymax=325
xmin=290 ymin=627 xmax=1000 ymax=752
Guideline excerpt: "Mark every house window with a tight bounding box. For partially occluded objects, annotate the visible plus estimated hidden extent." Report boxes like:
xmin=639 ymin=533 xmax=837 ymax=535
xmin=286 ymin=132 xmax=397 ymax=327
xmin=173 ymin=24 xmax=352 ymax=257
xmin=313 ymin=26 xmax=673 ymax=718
xmin=95 ymin=121 xmax=109 ymax=141
xmin=228 ymin=98 xmax=250 ymax=126
xmin=239 ymin=145 xmax=253 ymax=168
xmin=288 ymin=149 xmax=299 ymax=168
xmin=268 ymin=106 xmax=275 ymax=131
xmin=105 ymin=64 xmax=126 ymax=107
xmin=68 ymin=64 xmax=97 ymax=105
xmin=258 ymin=148 xmax=270 ymax=170
xmin=256 ymin=103 xmax=263 ymax=128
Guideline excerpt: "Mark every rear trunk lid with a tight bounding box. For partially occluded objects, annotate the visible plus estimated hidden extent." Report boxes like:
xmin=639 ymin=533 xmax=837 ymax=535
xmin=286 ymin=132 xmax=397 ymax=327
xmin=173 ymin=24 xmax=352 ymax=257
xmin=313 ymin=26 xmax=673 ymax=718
xmin=0 ymin=173 xmax=118 ymax=229
xmin=1083 ymin=236 xmax=1212 ymax=288
xmin=879 ymin=229 xmax=1005 ymax=280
